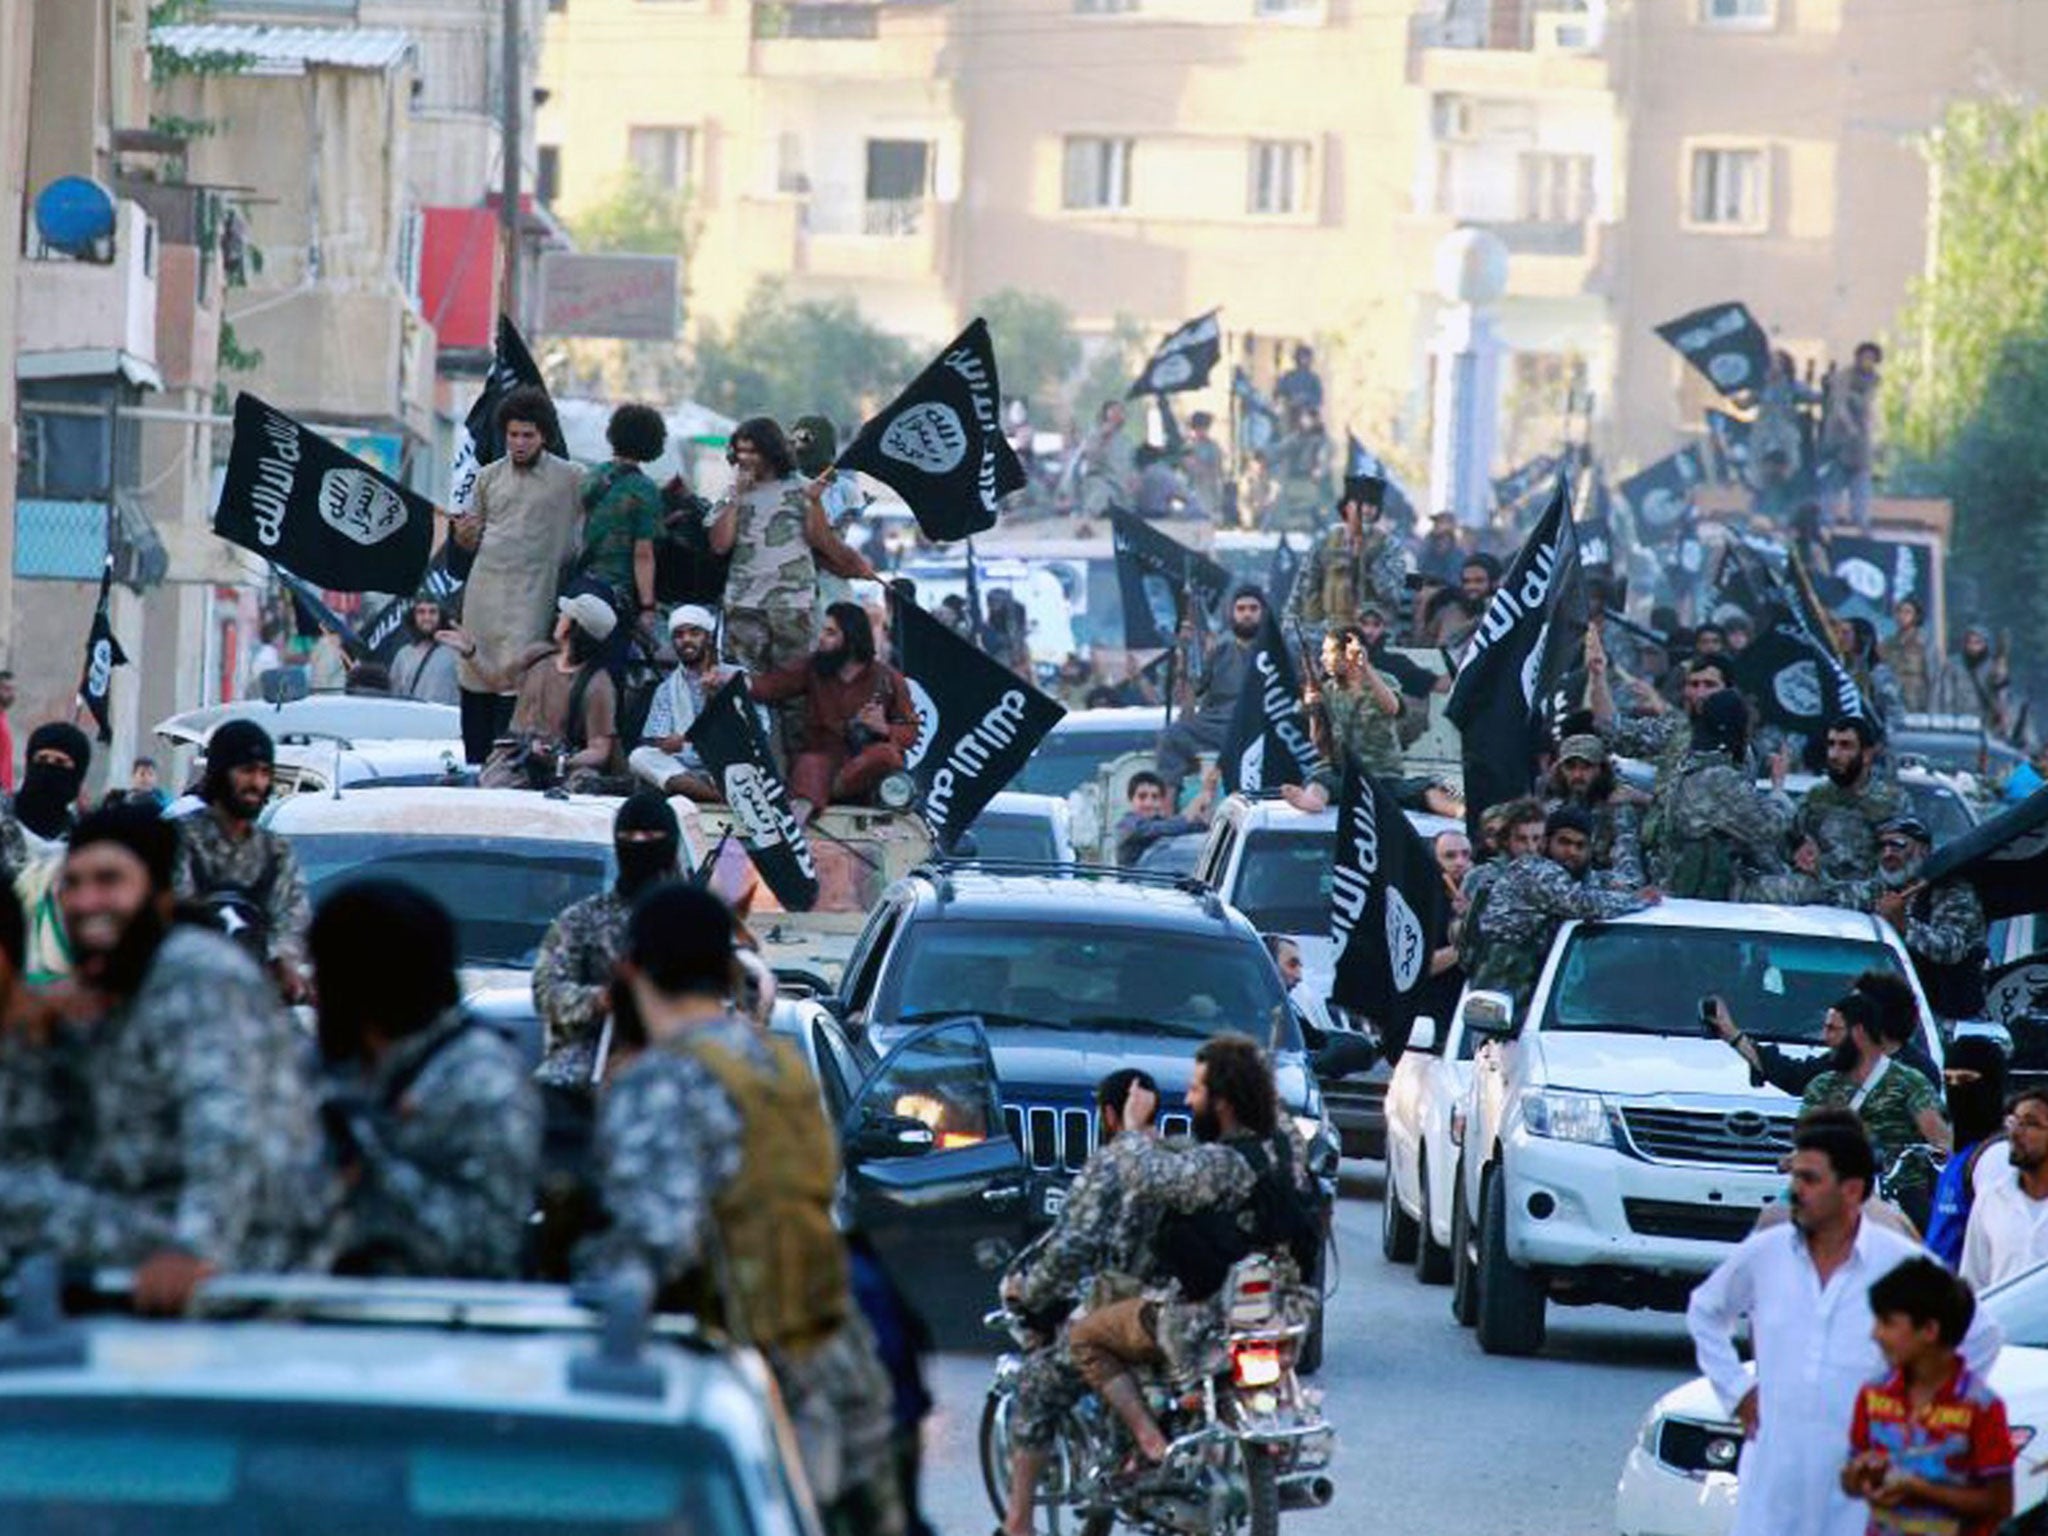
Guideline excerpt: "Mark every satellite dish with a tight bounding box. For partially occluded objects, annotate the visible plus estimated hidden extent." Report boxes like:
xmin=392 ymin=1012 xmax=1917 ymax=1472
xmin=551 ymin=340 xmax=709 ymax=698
xmin=33 ymin=177 xmax=116 ymax=260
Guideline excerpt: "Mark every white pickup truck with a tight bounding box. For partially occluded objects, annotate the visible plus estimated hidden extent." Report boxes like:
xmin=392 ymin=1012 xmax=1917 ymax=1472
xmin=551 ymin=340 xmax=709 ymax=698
xmin=1448 ymin=898 xmax=1941 ymax=1357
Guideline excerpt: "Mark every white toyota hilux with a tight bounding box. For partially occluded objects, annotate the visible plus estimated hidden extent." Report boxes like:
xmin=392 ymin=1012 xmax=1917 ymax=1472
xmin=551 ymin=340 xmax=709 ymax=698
xmin=1449 ymin=898 xmax=1941 ymax=1357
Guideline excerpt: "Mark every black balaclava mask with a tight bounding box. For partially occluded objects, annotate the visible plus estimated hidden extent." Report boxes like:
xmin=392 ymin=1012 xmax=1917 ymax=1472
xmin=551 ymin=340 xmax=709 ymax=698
xmin=16 ymin=722 xmax=93 ymax=839
xmin=202 ymin=719 xmax=276 ymax=820
xmin=1945 ymin=1035 xmax=2009 ymax=1149
xmin=614 ymin=791 xmax=681 ymax=899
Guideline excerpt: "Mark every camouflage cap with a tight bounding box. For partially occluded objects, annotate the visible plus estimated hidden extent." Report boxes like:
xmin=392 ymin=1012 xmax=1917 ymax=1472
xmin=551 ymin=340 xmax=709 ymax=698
xmin=1557 ymin=733 xmax=1607 ymax=766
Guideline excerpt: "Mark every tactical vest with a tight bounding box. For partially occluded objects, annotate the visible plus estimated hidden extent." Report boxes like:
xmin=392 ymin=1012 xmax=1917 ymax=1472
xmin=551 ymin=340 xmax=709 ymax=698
xmin=1643 ymin=763 xmax=1738 ymax=900
xmin=661 ymin=1035 xmax=850 ymax=1354
xmin=1318 ymin=540 xmax=1357 ymax=624
xmin=1909 ymin=887 xmax=1989 ymax=1022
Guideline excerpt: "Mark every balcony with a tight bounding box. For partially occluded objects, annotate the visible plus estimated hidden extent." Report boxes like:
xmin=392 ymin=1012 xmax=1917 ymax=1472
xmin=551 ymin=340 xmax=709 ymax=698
xmin=1409 ymin=5 xmax=1610 ymax=93
xmin=16 ymin=200 xmax=162 ymax=385
xmin=738 ymin=193 xmax=952 ymax=282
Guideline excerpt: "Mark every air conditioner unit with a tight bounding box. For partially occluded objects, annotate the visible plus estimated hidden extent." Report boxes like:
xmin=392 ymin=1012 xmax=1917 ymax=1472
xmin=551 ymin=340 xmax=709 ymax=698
xmin=1434 ymin=95 xmax=1478 ymax=142
xmin=1533 ymin=11 xmax=1602 ymax=52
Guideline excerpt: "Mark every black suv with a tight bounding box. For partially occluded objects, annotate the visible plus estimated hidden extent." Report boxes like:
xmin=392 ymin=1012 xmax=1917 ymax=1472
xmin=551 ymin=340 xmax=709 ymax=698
xmin=802 ymin=861 xmax=1337 ymax=1346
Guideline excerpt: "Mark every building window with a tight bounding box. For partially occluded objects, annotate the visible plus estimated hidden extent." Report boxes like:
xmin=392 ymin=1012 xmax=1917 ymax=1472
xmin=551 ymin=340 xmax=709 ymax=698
xmin=1688 ymin=145 xmax=1766 ymax=229
xmin=1075 ymin=0 xmax=1139 ymax=12
xmin=1699 ymin=0 xmax=1773 ymax=23
xmin=1247 ymin=141 xmax=1311 ymax=217
xmin=1517 ymin=152 xmax=1593 ymax=223
xmin=1063 ymin=137 xmax=1133 ymax=211
xmin=1253 ymin=0 xmax=1322 ymax=15
xmin=536 ymin=146 xmax=561 ymax=205
xmin=627 ymin=126 xmax=694 ymax=192
xmin=753 ymin=3 xmax=879 ymax=38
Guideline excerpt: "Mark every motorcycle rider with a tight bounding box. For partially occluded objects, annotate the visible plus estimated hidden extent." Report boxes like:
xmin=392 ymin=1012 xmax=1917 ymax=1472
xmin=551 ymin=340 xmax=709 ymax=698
xmin=996 ymin=1067 xmax=1169 ymax=1536
xmin=1062 ymin=1035 xmax=1314 ymax=1468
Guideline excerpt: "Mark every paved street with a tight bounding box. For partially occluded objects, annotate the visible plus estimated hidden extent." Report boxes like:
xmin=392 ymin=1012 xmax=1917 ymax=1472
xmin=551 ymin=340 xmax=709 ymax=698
xmin=916 ymin=1161 xmax=1706 ymax=1536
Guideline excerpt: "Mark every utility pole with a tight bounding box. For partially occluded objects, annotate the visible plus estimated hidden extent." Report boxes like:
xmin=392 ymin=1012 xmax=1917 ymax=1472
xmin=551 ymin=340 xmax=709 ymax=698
xmin=499 ymin=0 xmax=522 ymax=326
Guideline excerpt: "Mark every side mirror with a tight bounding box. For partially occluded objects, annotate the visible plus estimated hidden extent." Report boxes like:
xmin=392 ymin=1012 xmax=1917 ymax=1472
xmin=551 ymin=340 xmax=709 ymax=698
xmin=258 ymin=666 xmax=310 ymax=707
xmin=1313 ymin=1035 xmax=1379 ymax=1080
xmin=848 ymin=1109 xmax=937 ymax=1161
xmin=1461 ymin=991 xmax=1516 ymax=1040
xmin=1409 ymin=1015 xmax=1440 ymax=1055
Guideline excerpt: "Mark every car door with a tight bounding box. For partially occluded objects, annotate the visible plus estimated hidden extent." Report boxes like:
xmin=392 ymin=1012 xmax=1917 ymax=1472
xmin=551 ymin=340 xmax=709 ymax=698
xmin=839 ymin=1018 xmax=1032 ymax=1348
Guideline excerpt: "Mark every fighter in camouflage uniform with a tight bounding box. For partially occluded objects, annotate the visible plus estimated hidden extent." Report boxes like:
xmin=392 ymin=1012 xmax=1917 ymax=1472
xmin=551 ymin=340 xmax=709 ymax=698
xmin=1792 ymin=715 xmax=1899 ymax=884
xmin=1 ymin=807 xmax=330 ymax=1297
xmin=1640 ymin=691 xmax=1795 ymax=899
xmin=996 ymin=1069 xmax=1183 ymax=1536
xmin=577 ymin=883 xmax=902 ymax=1536
xmin=531 ymin=794 xmax=682 ymax=1089
xmin=1282 ymin=473 xmax=1407 ymax=645
xmin=1470 ymin=806 xmax=1656 ymax=1009
xmin=313 ymin=881 xmax=540 ymax=1280
xmin=1838 ymin=815 xmax=1990 ymax=1023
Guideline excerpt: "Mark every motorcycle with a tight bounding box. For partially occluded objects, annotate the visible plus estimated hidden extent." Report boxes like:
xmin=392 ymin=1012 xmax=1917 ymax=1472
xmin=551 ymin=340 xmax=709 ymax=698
xmin=978 ymin=1252 xmax=1334 ymax=1536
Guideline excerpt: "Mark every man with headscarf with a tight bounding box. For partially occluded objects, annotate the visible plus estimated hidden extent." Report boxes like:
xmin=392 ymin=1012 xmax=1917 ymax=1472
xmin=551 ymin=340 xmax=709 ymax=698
xmin=1155 ymin=587 xmax=1268 ymax=791
xmin=578 ymin=882 xmax=905 ymax=1536
xmin=171 ymin=719 xmax=313 ymax=1001
xmin=629 ymin=604 xmax=743 ymax=801
xmin=1640 ymin=689 xmax=1794 ymax=899
xmin=791 ymin=415 xmax=869 ymax=608
xmin=1283 ymin=473 xmax=1407 ymax=645
xmin=469 ymin=593 xmax=621 ymax=791
xmin=1541 ymin=732 xmax=1646 ymax=888
xmin=314 ymin=879 xmax=540 ymax=1278
xmin=532 ymin=793 xmax=683 ymax=1090
xmin=0 ymin=804 xmax=330 ymax=1300
xmin=750 ymin=602 xmax=917 ymax=821
xmin=0 ymin=722 xmax=92 ymax=880
xmin=1926 ymin=1034 xmax=2007 ymax=1269
xmin=1934 ymin=624 xmax=2015 ymax=741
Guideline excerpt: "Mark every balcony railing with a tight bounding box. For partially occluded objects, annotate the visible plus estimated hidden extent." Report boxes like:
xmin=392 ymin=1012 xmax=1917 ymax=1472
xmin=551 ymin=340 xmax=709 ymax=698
xmin=860 ymin=198 xmax=925 ymax=237
xmin=1471 ymin=219 xmax=1588 ymax=256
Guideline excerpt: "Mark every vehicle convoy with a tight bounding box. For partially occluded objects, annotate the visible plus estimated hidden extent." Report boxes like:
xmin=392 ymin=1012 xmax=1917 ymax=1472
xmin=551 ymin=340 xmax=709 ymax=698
xmin=1449 ymin=899 xmax=1940 ymax=1356
xmin=0 ymin=1266 xmax=822 ymax=1536
xmin=797 ymin=860 xmax=1339 ymax=1353
xmin=1197 ymin=794 xmax=1461 ymax=1159
xmin=157 ymin=691 xmax=467 ymax=797
xmin=1381 ymin=1006 xmax=1476 ymax=1285
xmin=980 ymin=1250 xmax=1334 ymax=1536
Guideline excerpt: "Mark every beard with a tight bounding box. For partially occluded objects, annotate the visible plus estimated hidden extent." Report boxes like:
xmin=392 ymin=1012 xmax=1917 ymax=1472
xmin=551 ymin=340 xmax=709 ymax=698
xmin=810 ymin=645 xmax=846 ymax=677
xmin=75 ymin=900 xmax=167 ymax=998
xmin=1879 ymin=863 xmax=1914 ymax=891
xmin=1826 ymin=760 xmax=1862 ymax=788
xmin=1192 ymin=1105 xmax=1222 ymax=1143
xmin=676 ymin=640 xmax=707 ymax=669
xmin=1829 ymin=1038 xmax=1860 ymax=1074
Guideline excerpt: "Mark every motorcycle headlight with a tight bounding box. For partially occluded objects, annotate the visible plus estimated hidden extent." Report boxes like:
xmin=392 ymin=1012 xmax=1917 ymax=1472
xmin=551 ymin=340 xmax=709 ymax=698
xmin=1520 ymin=1089 xmax=1612 ymax=1147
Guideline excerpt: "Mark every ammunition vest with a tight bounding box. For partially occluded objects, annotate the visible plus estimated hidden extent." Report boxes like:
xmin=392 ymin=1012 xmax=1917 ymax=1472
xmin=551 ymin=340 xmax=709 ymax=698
xmin=662 ymin=1034 xmax=849 ymax=1354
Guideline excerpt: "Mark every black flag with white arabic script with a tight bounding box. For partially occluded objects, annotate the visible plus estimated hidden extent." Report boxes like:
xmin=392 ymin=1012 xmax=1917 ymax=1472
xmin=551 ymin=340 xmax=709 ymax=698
xmin=1129 ymin=310 xmax=1222 ymax=398
xmin=838 ymin=318 xmax=1026 ymax=543
xmin=448 ymin=315 xmax=563 ymax=517
xmin=1617 ymin=446 xmax=1708 ymax=539
xmin=1655 ymin=302 xmax=1772 ymax=399
xmin=76 ymin=555 xmax=127 ymax=744
xmin=1329 ymin=760 xmax=1447 ymax=1059
xmin=890 ymin=588 xmax=1066 ymax=850
xmin=684 ymin=675 xmax=820 ymax=912
xmin=1914 ymin=786 xmax=2048 ymax=923
xmin=1110 ymin=508 xmax=1232 ymax=650
xmin=1218 ymin=615 xmax=1319 ymax=796
xmin=1729 ymin=619 xmax=1859 ymax=738
xmin=1444 ymin=478 xmax=1586 ymax=839
xmin=215 ymin=393 xmax=434 ymax=594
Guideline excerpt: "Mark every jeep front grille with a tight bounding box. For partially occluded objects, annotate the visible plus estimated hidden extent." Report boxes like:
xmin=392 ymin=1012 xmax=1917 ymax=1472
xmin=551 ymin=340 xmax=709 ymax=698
xmin=1003 ymin=1103 xmax=1194 ymax=1173
xmin=1619 ymin=1107 xmax=1794 ymax=1169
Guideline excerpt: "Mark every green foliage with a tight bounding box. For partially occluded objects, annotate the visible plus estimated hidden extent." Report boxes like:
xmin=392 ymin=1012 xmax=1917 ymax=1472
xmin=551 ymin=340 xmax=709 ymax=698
xmin=690 ymin=279 xmax=915 ymax=429
xmin=568 ymin=171 xmax=693 ymax=258
xmin=148 ymin=0 xmax=248 ymax=147
xmin=1887 ymin=97 xmax=2048 ymax=459
xmin=218 ymin=320 xmax=263 ymax=373
xmin=979 ymin=289 xmax=1082 ymax=411
xmin=1074 ymin=313 xmax=1149 ymax=423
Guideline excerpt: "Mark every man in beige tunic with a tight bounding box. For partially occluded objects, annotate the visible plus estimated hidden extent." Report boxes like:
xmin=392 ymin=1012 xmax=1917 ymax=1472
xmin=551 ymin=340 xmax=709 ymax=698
xmin=450 ymin=386 xmax=584 ymax=763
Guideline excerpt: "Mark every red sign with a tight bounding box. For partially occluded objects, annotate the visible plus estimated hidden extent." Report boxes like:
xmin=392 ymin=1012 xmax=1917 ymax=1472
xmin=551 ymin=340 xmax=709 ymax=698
xmin=421 ymin=207 xmax=501 ymax=352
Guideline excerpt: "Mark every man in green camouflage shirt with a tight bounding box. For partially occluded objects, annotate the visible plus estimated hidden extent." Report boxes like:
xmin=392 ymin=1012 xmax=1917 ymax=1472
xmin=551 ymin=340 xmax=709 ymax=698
xmin=1794 ymin=715 xmax=1899 ymax=884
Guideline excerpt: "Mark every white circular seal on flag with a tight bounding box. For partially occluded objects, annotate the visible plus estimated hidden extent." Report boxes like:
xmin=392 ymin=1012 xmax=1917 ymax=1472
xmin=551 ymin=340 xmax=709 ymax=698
xmin=1839 ymin=558 xmax=1886 ymax=601
xmin=1772 ymin=659 xmax=1823 ymax=718
xmin=1987 ymin=962 xmax=2048 ymax=1027
xmin=1385 ymin=886 xmax=1427 ymax=994
xmin=1148 ymin=353 xmax=1194 ymax=391
xmin=317 ymin=468 xmax=410 ymax=546
xmin=87 ymin=638 xmax=112 ymax=696
xmin=722 ymin=764 xmax=785 ymax=846
xmin=1639 ymin=487 xmax=1683 ymax=529
xmin=1238 ymin=738 xmax=1266 ymax=794
xmin=1707 ymin=353 xmax=1752 ymax=390
xmin=905 ymin=677 xmax=939 ymax=771
xmin=879 ymin=403 xmax=968 ymax=476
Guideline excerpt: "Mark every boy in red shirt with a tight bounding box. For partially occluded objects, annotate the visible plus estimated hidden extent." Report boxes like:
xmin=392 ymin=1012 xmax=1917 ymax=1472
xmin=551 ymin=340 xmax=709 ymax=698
xmin=1843 ymin=1256 xmax=2015 ymax=1535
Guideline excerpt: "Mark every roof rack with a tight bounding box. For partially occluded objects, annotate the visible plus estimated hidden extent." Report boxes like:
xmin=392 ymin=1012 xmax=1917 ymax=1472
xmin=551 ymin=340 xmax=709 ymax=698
xmin=917 ymin=856 xmax=1225 ymax=918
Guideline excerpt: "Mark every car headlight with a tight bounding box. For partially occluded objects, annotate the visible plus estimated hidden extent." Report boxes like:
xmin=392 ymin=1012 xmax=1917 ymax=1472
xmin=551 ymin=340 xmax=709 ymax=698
xmin=1520 ymin=1088 xmax=1612 ymax=1146
xmin=1645 ymin=1415 xmax=1744 ymax=1475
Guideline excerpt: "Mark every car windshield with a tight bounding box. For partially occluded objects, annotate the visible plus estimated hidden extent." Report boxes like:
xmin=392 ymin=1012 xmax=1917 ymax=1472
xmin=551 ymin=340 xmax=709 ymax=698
xmin=292 ymin=834 xmax=609 ymax=968
xmin=1012 ymin=729 xmax=1155 ymax=797
xmin=967 ymin=813 xmax=1061 ymax=864
xmin=0 ymin=1399 xmax=760 ymax=1534
xmin=1544 ymin=926 xmax=1907 ymax=1041
xmin=1903 ymin=781 xmax=1975 ymax=845
xmin=1893 ymin=731 xmax=2026 ymax=779
xmin=887 ymin=922 xmax=1298 ymax=1046
xmin=1135 ymin=832 xmax=1206 ymax=876
xmin=1232 ymin=829 xmax=1335 ymax=936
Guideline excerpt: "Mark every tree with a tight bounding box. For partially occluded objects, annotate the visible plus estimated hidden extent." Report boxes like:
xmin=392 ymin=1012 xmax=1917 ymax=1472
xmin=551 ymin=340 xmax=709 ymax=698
xmin=567 ymin=170 xmax=693 ymax=258
xmin=690 ymin=279 xmax=916 ymax=429
xmin=1073 ymin=313 xmax=1149 ymax=425
xmin=979 ymin=289 xmax=1081 ymax=412
xmin=1887 ymin=95 xmax=2048 ymax=705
